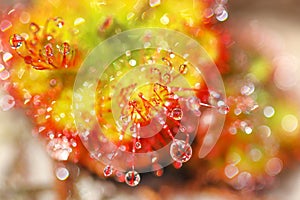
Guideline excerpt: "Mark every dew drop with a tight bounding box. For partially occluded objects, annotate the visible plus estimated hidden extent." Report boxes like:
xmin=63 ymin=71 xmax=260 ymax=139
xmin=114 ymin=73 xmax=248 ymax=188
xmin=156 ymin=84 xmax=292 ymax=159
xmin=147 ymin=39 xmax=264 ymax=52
xmin=129 ymin=59 xmax=136 ymax=66
xmin=149 ymin=0 xmax=161 ymax=7
xmin=125 ymin=50 xmax=131 ymax=57
xmin=176 ymin=126 xmax=184 ymax=134
xmin=3 ymin=52 xmax=13 ymax=63
xmin=62 ymin=42 xmax=70 ymax=55
xmin=225 ymin=164 xmax=239 ymax=179
xmin=170 ymin=107 xmax=183 ymax=120
xmin=170 ymin=139 xmax=192 ymax=163
xmin=153 ymin=164 xmax=163 ymax=176
xmin=55 ymin=17 xmax=64 ymax=28
xmin=263 ymin=106 xmax=275 ymax=118
xmin=0 ymin=64 xmax=4 ymax=72
xmin=103 ymin=165 xmax=113 ymax=177
xmin=0 ymin=94 xmax=15 ymax=111
xmin=218 ymin=104 xmax=229 ymax=114
xmin=74 ymin=17 xmax=85 ymax=26
xmin=135 ymin=141 xmax=142 ymax=149
xmin=120 ymin=115 xmax=130 ymax=125
xmin=125 ymin=170 xmax=140 ymax=187
xmin=49 ymin=78 xmax=57 ymax=87
xmin=0 ymin=20 xmax=12 ymax=32
xmin=169 ymin=52 xmax=175 ymax=59
xmin=55 ymin=167 xmax=69 ymax=181
xmin=216 ymin=9 xmax=228 ymax=22
xmin=160 ymin=14 xmax=170 ymax=25
xmin=173 ymin=161 xmax=182 ymax=169
xmin=186 ymin=96 xmax=201 ymax=116
xmin=9 ymin=34 xmax=23 ymax=49
xmin=179 ymin=64 xmax=188 ymax=74
xmin=0 ymin=70 xmax=10 ymax=80
xmin=44 ymin=43 xmax=54 ymax=57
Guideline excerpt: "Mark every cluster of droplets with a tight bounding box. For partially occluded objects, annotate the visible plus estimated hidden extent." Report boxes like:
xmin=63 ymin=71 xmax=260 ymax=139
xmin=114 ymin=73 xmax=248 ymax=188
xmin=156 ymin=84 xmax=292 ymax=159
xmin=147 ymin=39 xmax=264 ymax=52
xmin=203 ymin=0 xmax=229 ymax=22
xmin=96 ymin=49 xmax=230 ymax=187
xmin=9 ymin=17 xmax=75 ymax=70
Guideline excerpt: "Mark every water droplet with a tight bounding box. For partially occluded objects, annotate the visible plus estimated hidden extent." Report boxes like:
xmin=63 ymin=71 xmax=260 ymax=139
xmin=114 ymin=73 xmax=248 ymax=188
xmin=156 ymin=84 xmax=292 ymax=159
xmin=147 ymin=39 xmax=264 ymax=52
xmin=0 ymin=70 xmax=10 ymax=80
xmin=3 ymin=52 xmax=13 ymax=63
xmin=129 ymin=59 xmax=136 ymax=66
xmin=179 ymin=125 xmax=186 ymax=132
xmin=216 ymin=9 xmax=228 ymax=22
xmin=170 ymin=107 xmax=183 ymax=120
xmin=49 ymin=79 xmax=57 ymax=87
xmin=135 ymin=141 xmax=142 ymax=149
xmin=179 ymin=64 xmax=188 ymax=74
xmin=44 ymin=43 xmax=54 ymax=57
xmin=0 ymin=64 xmax=4 ymax=72
xmin=46 ymin=34 xmax=53 ymax=41
xmin=173 ymin=161 xmax=182 ymax=169
xmin=224 ymin=164 xmax=239 ymax=179
xmin=169 ymin=52 xmax=175 ymax=59
xmin=218 ymin=104 xmax=229 ymax=114
xmin=103 ymin=165 xmax=113 ymax=177
xmin=244 ymin=126 xmax=252 ymax=134
xmin=160 ymin=14 xmax=170 ymax=25
xmin=149 ymin=0 xmax=161 ymax=7
xmin=153 ymin=164 xmax=163 ymax=176
xmin=125 ymin=50 xmax=131 ymax=57
xmin=263 ymin=106 xmax=275 ymax=118
xmin=62 ymin=42 xmax=70 ymax=55
xmin=0 ymin=94 xmax=15 ymax=111
xmin=240 ymin=82 xmax=255 ymax=96
xmin=0 ymin=20 xmax=12 ymax=32
xmin=186 ymin=96 xmax=201 ymax=116
xmin=125 ymin=170 xmax=140 ymax=186
xmin=29 ymin=22 xmax=40 ymax=33
xmin=74 ymin=17 xmax=85 ymax=26
xmin=46 ymin=138 xmax=71 ymax=161
xmin=55 ymin=17 xmax=64 ymax=28
xmin=9 ymin=34 xmax=23 ymax=49
xmin=170 ymin=139 xmax=192 ymax=163
xmin=55 ymin=167 xmax=69 ymax=181
xmin=120 ymin=115 xmax=130 ymax=125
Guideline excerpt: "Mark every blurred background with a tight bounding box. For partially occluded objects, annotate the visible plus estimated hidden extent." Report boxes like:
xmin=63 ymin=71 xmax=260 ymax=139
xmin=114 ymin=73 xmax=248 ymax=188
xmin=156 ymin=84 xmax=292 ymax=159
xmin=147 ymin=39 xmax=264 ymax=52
xmin=0 ymin=0 xmax=300 ymax=199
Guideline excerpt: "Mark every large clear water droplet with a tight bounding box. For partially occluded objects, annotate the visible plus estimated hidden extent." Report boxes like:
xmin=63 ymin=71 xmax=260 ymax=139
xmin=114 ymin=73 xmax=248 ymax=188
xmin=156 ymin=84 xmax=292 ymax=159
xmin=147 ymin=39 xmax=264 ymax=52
xmin=125 ymin=170 xmax=140 ymax=187
xmin=170 ymin=139 xmax=192 ymax=163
